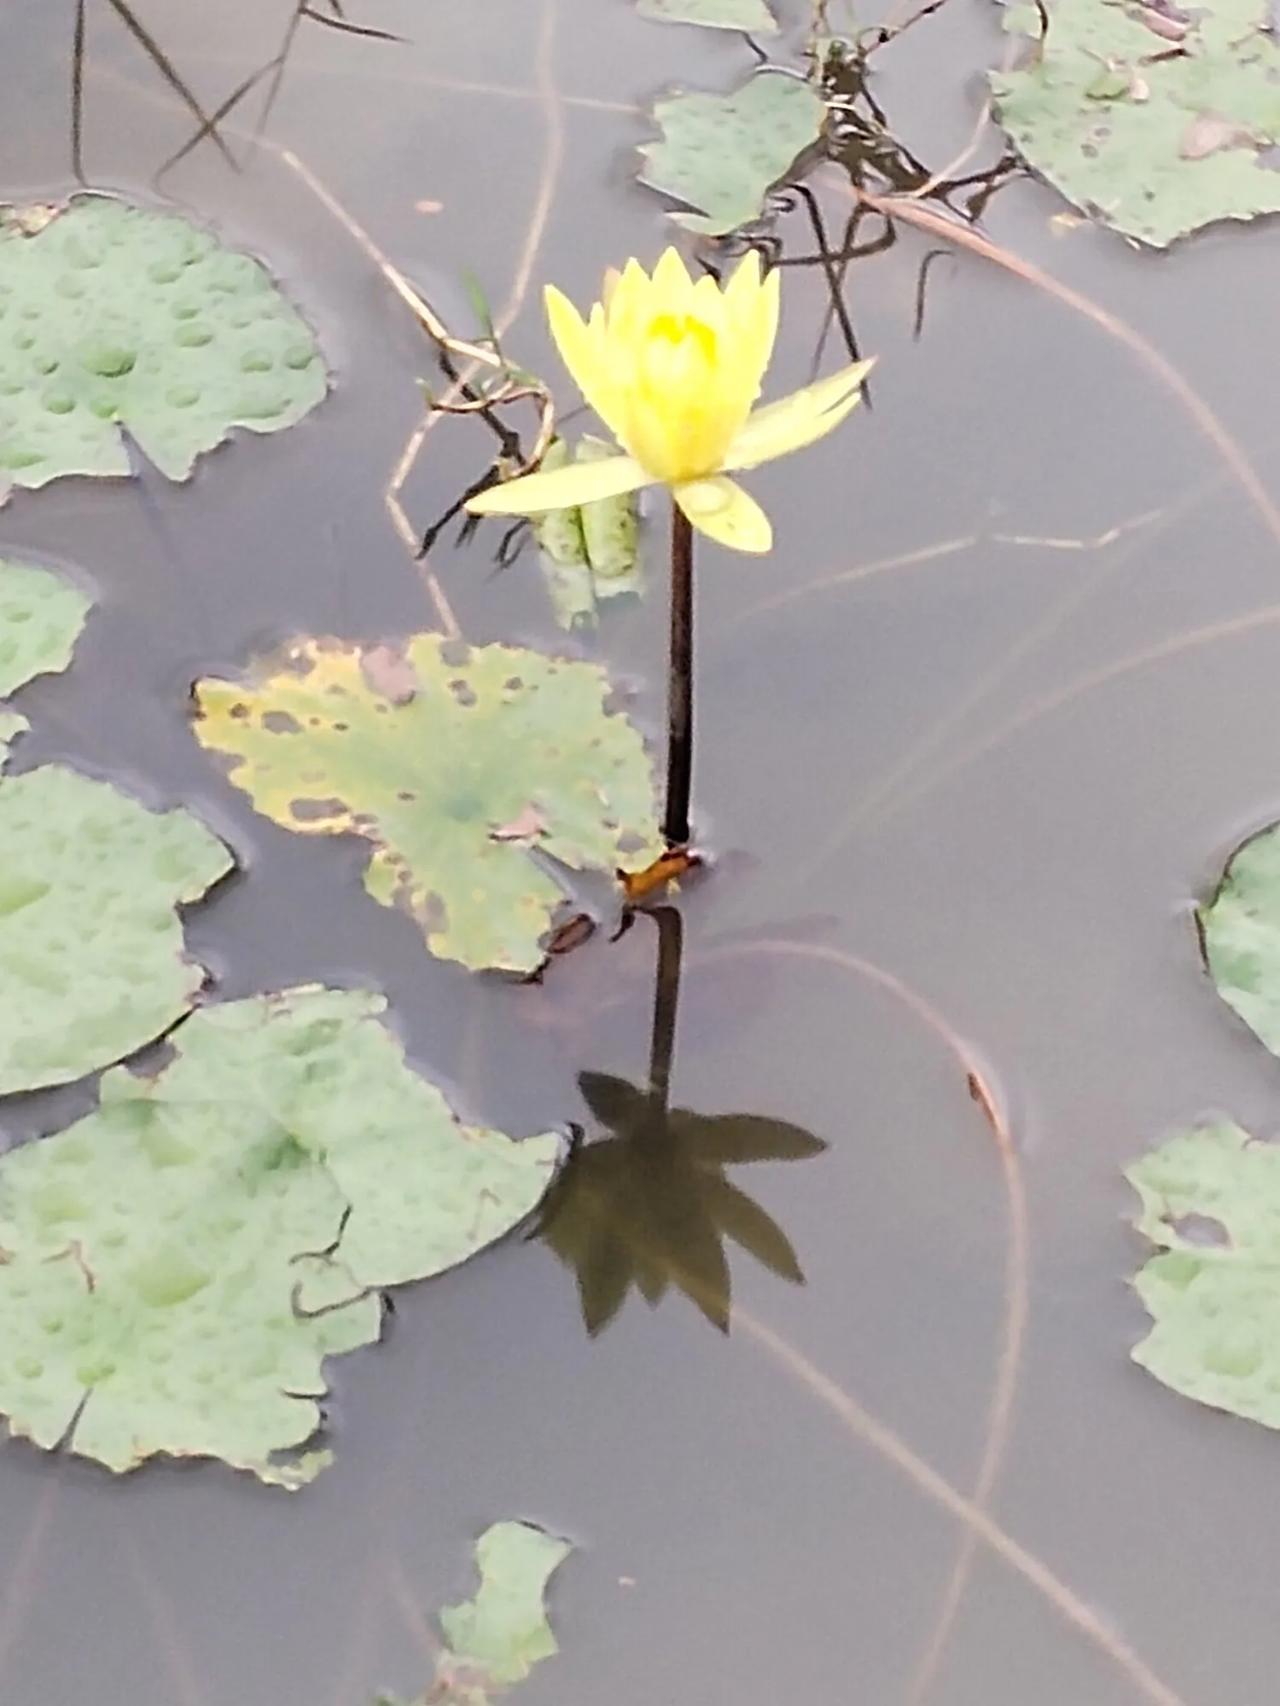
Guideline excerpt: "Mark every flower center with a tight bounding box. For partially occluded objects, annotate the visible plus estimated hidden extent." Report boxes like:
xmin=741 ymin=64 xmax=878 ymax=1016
xmin=646 ymin=312 xmax=717 ymax=364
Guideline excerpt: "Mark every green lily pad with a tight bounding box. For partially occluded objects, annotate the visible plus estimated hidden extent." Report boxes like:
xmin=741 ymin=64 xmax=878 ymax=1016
xmin=533 ymin=436 xmax=642 ymax=631
xmin=0 ymin=195 xmax=326 ymax=502
xmin=0 ymin=765 xmax=232 ymax=1094
xmin=0 ymin=987 xmax=561 ymax=1485
xmin=638 ymin=71 xmax=825 ymax=235
xmin=991 ymin=0 xmax=1280 ymax=246
xmin=1199 ymin=822 xmax=1280 ymax=1056
xmin=1128 ymin=1121 xmax=1280 ymax=1428
xmin=0 ymin=555 xmax=91 ymax=760
xmin=193 ymin=635 xmax=661 ymax=975
xmin=637 ymin=0 xmax=778 ymax=31
xmin=0 ymin=557 xmax=91 ymax=697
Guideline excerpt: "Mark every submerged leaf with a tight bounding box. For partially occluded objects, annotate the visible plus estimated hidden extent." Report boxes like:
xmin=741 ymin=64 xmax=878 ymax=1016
xmin=990 ymin=0 xmax=1280 ymax=245
xmin=193 ymin=635 xmax=661 ymax=974
xmin=637 ymin=0 xmax=778 ymax=32
xmin=638 ymin=72 xmax=825 ymax=235
xmin=439 ymin=1522 xmax=574 ymax=1689
xmin=1200 ymin=822 xmax=1280 ymax=1056
xmin=0 ymin=195 xmax=326 ymax=501
xmin=1128 ymin=1122 xmax=1280 ymax=1428
xmin=0 ymin=766 xmax=232 ymax=1094
xmin=534 ymin=436 xmax=642 ymax=630
xmin=0 ymin=987 xmax=561 ymax=1484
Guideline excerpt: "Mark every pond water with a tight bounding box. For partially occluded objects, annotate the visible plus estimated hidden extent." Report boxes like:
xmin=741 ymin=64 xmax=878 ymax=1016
xmin=2 ymin=2 xmax=1280 ymax=1703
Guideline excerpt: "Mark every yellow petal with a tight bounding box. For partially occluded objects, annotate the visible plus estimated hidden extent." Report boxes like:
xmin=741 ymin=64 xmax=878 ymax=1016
xmin=545 ymin=284 xmax=617 ymax=430
xmin=723 ymin=357 xmax=874 ymax=472
xmin=651 ymin=246 xmax=694 ymax=313
xmin=467 ymin=454 xmax=653 ymax=516
xmin=674 ymin=476 xmax=773 ymax=554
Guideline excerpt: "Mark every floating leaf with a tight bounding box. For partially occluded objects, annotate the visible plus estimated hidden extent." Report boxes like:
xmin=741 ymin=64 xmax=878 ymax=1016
xmin=1127 ymin=1121 xmax=1280 ymax=1428
xmin=0 ymin=766 xmax=232 ymax=1094
xmin=193 ymin=635 xmax=661 ymax=975
xmin=990 ymin=0 xmax=1280 ymax=246
xmin=438 ymin=1522 xmax=574 ymax=1691
xmin=638 ymin=71 xmax=825 ymax=235
xmin=1199 ymin=822 xmax=1280 ymax=1056
xmin=0 ymin=556 xmax=91 ymax=761
xmin=0 ymin=557 xmax=91 ymax=697
xmin=0 ymin=195 xmax=326 ymax=502
xmin=533 ymin=436 xmax=642 ymax=631
xmin=637 ymin=0 xmax=778 ymax=32
xmin=0 ymin=987 xmax=561 ymax=1485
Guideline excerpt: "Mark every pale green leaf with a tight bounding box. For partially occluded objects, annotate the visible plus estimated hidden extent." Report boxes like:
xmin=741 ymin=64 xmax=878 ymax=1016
xmin=637 ymin=0 xmax=778 ymax=32
xmin=1128 ymin=1121 xmax=1280 ymax=1428
xmin=990 ymin=0 xmax=1280 ymax=246
xmin=1199 ymin=823 xmax=1280 ymax=1055
xmin=439 ymin=1522 xmax=574 ymax=1689
xmin=0 ymin=195 xmax=327 ymax=499
xmin=0 ymin=765 xmax=232 ymax=1094
xmin=0 ymin=987 xmax=560 ymax=1484
xmin=193 ymin=635 xmax=661 ymax=974
xmin=0 ymin=557 xmax=90 ymax=697
xmin=638 ymin=72 xmax=825 ymax=236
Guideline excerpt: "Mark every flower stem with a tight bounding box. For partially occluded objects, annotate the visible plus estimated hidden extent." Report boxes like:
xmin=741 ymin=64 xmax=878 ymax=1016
xmin=663 ymin=500 xmax=694 ymax=849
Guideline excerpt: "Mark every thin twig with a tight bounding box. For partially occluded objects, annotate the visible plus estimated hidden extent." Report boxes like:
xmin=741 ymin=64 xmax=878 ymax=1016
xmin=103 ymin=0 xmax=238 ymax=168
xmin=837 ymin=175 xmax=1280 ymax=553
xmin=158 ymin=53 xmax=286 ymax=179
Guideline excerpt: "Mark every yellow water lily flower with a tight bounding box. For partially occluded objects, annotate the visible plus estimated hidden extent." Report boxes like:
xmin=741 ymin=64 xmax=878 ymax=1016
xmin=466 ymin=247 xmax=873 ymax=555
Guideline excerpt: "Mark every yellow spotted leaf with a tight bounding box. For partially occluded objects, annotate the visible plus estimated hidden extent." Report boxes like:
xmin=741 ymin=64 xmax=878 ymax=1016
xmin=193 ymin=635 xmax=662 ymax=974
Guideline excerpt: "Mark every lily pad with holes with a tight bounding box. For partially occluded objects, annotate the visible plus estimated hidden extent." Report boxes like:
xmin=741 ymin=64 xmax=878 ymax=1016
xmin=193 ymin=635 xmax=661 ymax=975
xmin=0 ymin=195 xmax=326 ymax=503
xmin=1199 ymin=821 xmax=1280 ymax=1056
xmin=991 ymin=0 xmax=1280 ymax=246
xmin=0 ymin=986 xmax=561 ymax=1485
xmin=637 ymin=0 xmax=777 ymax=31
xmin=0 ymin=765 xmax=232 ymax=1094
xmin=638 ymin=71 xmax=825 ymax=235
xmin=1128 ymin=1121 xmax=1280 ymax=1428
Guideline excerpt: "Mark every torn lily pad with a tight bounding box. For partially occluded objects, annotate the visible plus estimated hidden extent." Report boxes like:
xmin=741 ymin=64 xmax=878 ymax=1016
xmin=440 ymin=1522 xmax=573 ymax=1690
xmin=193 ymin=635 xmax=661 ymax=974
xmin=1199 ymin=821 xmax=1280 ymax=1056
xmin=0 ymin=195 xmax=326 ymax=503
xmin=0 ymin=987 xmax=561 ymax=1486
xmin=1128 ymin=1121 xmax=1280 ymax=1428
xmin=637 ymin=0 xmax=778 ymax=31
xmin=991 ymin=0 xmax=1280 ymax=246
xmin=533 ymin=436 xmax=642 ymax=630
xmin=639 ymin=71 xmax=825 ymax=235
xmin=381 ymin=1521 xmax=573 ymax=1705
xmin=0 ymin=766 xmax=232 ymax=1094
